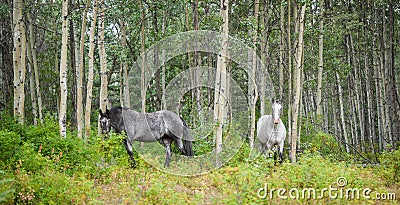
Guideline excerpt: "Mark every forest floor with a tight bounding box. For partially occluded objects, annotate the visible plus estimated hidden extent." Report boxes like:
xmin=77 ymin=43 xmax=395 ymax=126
xmin=91 ymin=156 xmax=400 ymax=204
xmin=0 ymin=119 xmax=399 ymax=204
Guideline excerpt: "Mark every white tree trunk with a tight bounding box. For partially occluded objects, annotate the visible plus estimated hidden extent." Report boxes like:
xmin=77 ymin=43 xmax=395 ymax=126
xmin=120 ymin=22 xmax=130 ymax=108
xmin=249 ymin=0 xmax=259 ymax=149
xmin=336 ymin=72 xmax=350 ymax=153
xmin=98 ymin=0 xmax=108 ymax=136
xmin=316 ymin=0 xmax=324 ymax=116
xmin=76 ymin=0 xmax=90 ymax=138
xmin=85 ymin=0 xmax=98 ymax=137
xmin=27 ymin=13 xmax=43 ymax=124
xmin=279 ymin=1 xmax=285 ymax=98
xmin=59 ymin=0 xmax=69 ymax=138
xmin=289 ymin=4 xmax=306 ymax=164
xmin=214 ymin=0 xmax=229 ymax=163
xmin=27 ymin=38 xmax=38 ymax=125
xmin=13 ymin=0 xmax=26 ymax=124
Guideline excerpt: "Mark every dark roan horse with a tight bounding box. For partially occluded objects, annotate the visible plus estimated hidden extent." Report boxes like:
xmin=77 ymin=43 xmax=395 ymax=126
xmin=99 ymin=106 xmax=194 ymax=167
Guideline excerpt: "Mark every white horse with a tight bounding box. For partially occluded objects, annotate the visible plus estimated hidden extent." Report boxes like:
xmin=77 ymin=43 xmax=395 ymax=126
xmin=257 ymin=99 xmax=286 ymax=162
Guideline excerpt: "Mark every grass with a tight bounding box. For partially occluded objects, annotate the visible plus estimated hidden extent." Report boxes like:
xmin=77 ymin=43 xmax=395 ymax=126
xmin=0 ymin=116 xmax=399 ymax=204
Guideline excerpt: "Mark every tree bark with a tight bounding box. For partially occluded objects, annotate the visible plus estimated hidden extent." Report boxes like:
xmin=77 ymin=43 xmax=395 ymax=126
xmin=249 ymin=0 xmax=259 ymax=149
xmin=316 ymin=0 xmax=324 ymax=116
xmin=27 ymin=39 xmax=38 ymax=125
xmin=98 ymin=0 xmax=108 ymax=135
xmin=286 ymin=0 xmax=292 ymax=139
xmin=336 ymin=72 xmax=350 ymax=153
xmin=260 ymin=0 xmax=270 ymax=116
xmin=13 ymin=0 xmax=26 ymax=124
xmin=279 ymin=1 xmax=285 ymax=99
xmin=290 ymin=3 xmax=306 ymax=164
xmin=140 ymin=0 xmax=146 ymax=114
xmin=27 ymin=13 xmax=43 ymax=124
xmin=69 ymin=0 xmax=77 ymax=129
xmin=384 ymin=2 xmax=400 ymax=144
xmin=59 ymin=0 xmax=69 ymax=138
xmin=77 ymin=0 xmax=90 ymax=138
xmin=85 ymin=0 xmax=98 ymax=137
xmin=214 ymin=0 xmax=229 ymax=164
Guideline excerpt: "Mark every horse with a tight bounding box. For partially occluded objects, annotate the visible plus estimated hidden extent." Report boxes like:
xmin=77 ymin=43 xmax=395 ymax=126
xmin=99 ymin=106 xmax=194 ymax=168
xmin=256 ymin=99 xmax=286 ymax=162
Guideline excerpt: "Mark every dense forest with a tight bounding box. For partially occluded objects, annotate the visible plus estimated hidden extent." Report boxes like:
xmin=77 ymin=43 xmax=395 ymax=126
xmin=0 ymin=0 xmax=399 ymax=204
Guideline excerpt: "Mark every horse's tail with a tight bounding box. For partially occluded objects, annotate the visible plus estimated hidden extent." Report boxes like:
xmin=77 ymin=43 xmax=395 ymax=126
xmin=183 ymin=137 xmax=193 ymax=156
xmin=180 ymin=116 xmax=194 ymax=156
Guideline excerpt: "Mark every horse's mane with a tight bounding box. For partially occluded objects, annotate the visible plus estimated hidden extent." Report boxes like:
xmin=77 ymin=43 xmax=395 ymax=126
xmin=109 ymin=106 xmax=123 ymax=115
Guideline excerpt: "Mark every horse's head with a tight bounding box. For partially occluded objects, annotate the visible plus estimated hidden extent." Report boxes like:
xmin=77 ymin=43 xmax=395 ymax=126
xmin=271 ymin=99 xmax=283 ymax=125
xmin=99 ymin=109 xmax=111 ymax=134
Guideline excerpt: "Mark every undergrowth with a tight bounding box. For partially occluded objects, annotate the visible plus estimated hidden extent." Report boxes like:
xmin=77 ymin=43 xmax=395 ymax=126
xmin=0 ymin=115 xmax=398 ymax=204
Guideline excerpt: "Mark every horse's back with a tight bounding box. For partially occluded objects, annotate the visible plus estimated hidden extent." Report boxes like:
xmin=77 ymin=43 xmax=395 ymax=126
xmin=160 ymin=110 xmax=186 ymax=138
xmin=122 ymin=109 xmax=165 ymax=142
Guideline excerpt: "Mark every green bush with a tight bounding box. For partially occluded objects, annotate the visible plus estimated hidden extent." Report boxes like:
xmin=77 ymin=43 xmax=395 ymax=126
xmin=0 ymin=170 xmax=15 ymax=203
xmin=301 ymin=132 xmax=342 ymax=159
xmin=0 ymin=130 xmax=22 ymax=170
xmin=379 ymin=147 xmax=400 ymax=185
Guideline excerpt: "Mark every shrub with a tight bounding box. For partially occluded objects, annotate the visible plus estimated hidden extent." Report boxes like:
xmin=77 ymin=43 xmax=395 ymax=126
xmin=301 ymin=132 xmax=342 ymax=159
xmin=379 ymin=147 xmax=400 ymax=185
xmin=0 ymin=130 xmax=22 ymax=170
xmin=0 ymin=170 xmax=15 ymax=203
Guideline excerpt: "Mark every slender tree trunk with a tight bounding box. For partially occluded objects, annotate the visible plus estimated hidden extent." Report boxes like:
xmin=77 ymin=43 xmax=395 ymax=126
xmin=140 ymin=0 xmax=146 ymax=147
xmin=290 ymin=3 xmax=306 ymax=164
xmin=384 ymin=2 xmax=400 ymax=144
xmin=119 ymin=63 xmax=124 ymax=107
xmin=336 ymin=72 xmax=350 ymax=153
xmin=69 ymin=0 xmax=77 ymax=128
xmin=98 ymin=0 xmax=108 ymax=135
xmin=348 ymin=77 xmax=357 ymax=152
xmin=316 ymin=0 xmax=324 ymax=116
xmin=140 ymin=0 xmax=146 ymax=113
xmin=27 ymin=40 xmax=38 ymax=125
xmin=279 ymin=1 xmax=285 ymax=99
xmin=364 ymin=54 xmax=375 ymax=154
xmin=27 ymin=13 xmax=43 ymax=124
xmin=260 ymin=1 xmax=269 ymax=116
xmin=85 ymin=0 xmax=98 ymax=137
xmin=349 ymin=33 xmax=364 ymax=151
xmin=249 ymin=0 xmax=259 ymax=149
xmin=76 ymin=0 xmax=90 ymax=138
xmin=118 ymin=21 xmax=130 ymax=108
xmin=59 ymin=0 xmax=69 ymax=138
xmin=287 ymin=0 xmax=292 ymax=139
xmin=13 ymin=0 xmax=26 ymax=124
xmin=193 ymin=0 xmax=202 ymax=118
xmin=161 ymin=10 xmax=166 ymax=110
xmin=214 ymin=0 xmax=228 ymax=164
xmin=380 ymin=5 xmax=392 ymax=146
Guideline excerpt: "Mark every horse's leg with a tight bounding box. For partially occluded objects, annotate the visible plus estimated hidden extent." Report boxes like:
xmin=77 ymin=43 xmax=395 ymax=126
xmin=278 ymin=140 xmax=284 ymax=163
xmin=173 ymin=138 xmax=186 ymax=155
xmin=124 ymin=139 xmax=136 ymax=168
xmin=161 ymin=137 xmax=172 ymax=167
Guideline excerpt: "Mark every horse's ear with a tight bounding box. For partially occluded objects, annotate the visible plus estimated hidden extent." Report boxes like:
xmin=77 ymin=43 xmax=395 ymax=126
xmin=99 ymin=109 xmax=104 ymax=117
xmin=271 ymin=97 xmax=275 ymax=103
xmin=106 ymin=108 xmax=111 ymax=115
